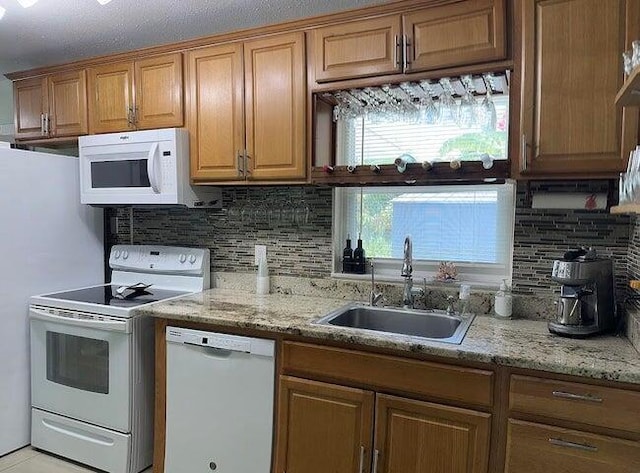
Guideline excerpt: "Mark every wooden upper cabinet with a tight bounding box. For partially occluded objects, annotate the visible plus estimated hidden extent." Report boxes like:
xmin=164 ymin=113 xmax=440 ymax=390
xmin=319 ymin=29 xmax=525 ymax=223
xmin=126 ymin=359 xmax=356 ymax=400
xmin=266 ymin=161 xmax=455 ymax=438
xmin=244 ymin=32 xmax=306 ymax=180
xmin=518 ymin=0 xmax=640 ymax=177
xmin=310 ymin=0 xmax=506 ymax=83
xmin=375 ymin=394 xmax=491 ymax=473
xmin=88 ymin=61 xmax=135 ymax=134
xmin=14 ymin=77 xmax=47 ymax=139
xmin=135 ymin=53 xmax=183 ymax=130
xmin=186 ymin=44 xmax=245 ymax=182
xmin=312 ymin=15 xmax=402 ymax=82
xmin=48 ymin=70 xmax=88 ymax=137
xmin=505 ymin=419 xmax=640 ymax=473
xmin=88 ymin=53 xmax=183 ymax=134
xmin=14 ymin=70 xmax=87 ymax=139
xmin=404 ymin=0 xmax=506 ymax=72
xmin=275 ymin=376 xmax=374 ymax=473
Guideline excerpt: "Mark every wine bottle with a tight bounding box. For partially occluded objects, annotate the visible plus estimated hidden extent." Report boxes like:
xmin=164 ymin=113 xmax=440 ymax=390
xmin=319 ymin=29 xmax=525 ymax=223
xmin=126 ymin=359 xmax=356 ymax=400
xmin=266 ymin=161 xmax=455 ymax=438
xmin=353 ymin=237 xmax=366 ymax=274
xmin=342 ymin=234 xmax=353 ymax=273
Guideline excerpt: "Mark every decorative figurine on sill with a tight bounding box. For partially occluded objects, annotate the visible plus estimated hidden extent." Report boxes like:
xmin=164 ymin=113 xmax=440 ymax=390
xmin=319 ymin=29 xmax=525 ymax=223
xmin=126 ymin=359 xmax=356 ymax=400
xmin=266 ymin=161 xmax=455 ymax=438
xmin=436 ymin=261 xmax=458 ymax=282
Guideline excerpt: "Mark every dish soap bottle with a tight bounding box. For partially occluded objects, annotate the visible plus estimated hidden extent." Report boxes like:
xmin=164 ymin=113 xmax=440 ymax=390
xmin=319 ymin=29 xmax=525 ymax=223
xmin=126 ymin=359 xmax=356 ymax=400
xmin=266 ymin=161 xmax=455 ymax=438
xmin=494 ymin=279 xmax=512 ymax=318
xmin=256 ymin=257 xmax=270 ymax=295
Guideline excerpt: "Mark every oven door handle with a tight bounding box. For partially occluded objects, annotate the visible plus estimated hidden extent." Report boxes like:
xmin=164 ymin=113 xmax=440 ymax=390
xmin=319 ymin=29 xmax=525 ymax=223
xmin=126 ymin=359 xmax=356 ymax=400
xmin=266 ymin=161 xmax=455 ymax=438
xmin=30 ymin=308 xmax=130 ymax=333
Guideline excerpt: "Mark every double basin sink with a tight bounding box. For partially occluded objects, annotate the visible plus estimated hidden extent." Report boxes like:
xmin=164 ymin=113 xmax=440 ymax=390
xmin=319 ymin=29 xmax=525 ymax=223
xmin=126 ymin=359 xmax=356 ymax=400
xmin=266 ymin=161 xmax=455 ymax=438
xmin=314 ymin=303 xmax=475 ymax=345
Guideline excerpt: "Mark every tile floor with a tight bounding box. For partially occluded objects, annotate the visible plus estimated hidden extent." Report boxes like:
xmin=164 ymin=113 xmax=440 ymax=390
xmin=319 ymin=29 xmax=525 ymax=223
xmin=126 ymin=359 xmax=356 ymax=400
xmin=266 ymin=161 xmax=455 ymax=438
xmin=0 ymin=447 xmax=152 ymax=473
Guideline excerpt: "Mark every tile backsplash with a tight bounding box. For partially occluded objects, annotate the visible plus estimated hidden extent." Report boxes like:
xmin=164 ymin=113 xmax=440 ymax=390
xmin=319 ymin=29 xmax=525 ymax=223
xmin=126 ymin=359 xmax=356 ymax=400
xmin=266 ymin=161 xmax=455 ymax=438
xmin=111 ymin=181 xmax=630 ymax=297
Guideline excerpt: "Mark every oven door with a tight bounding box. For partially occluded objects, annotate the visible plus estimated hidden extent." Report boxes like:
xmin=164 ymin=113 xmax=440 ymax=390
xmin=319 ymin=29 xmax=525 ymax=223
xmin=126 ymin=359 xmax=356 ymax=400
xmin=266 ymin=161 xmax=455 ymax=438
xmin=30 ymin=307 xmax=132 ymax=433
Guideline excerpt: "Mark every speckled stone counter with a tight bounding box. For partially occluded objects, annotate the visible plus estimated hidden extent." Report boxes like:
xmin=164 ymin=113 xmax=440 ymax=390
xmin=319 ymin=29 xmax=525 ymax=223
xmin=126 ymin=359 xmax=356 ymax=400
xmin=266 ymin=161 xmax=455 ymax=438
xmin=136 ymin=288 xmax=640 ymax=385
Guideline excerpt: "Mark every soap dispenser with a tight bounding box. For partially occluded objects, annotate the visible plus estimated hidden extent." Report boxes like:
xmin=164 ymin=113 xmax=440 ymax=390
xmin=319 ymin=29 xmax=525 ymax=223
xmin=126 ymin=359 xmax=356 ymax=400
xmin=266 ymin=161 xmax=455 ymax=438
xmin=494 ymin=279 xmax=512 ymax=318
xmin=256 ymin=257 xmax=270 ymax=295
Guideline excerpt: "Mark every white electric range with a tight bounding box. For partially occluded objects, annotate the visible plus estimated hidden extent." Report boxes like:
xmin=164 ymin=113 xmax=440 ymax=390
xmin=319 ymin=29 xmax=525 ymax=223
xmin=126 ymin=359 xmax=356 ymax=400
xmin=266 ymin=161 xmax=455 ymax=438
xmin=29 ymin=245 xmax=210 ymax=473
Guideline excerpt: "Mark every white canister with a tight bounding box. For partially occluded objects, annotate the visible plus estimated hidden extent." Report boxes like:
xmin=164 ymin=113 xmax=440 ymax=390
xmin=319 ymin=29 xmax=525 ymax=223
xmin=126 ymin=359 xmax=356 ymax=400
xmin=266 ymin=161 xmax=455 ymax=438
xmin=256 ymin=258 xmax=270 ymax=295
xmin=494 ymin=279 xmax=512 ymax=318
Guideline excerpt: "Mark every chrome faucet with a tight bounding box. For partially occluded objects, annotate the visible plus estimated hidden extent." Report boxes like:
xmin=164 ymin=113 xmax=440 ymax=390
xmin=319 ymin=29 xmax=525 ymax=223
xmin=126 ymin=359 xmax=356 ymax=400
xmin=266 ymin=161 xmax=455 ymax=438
xmin=401 ymin=236 xmax=422 ymax=308
xmin=369 ymin=261 xmax=384 ymax=306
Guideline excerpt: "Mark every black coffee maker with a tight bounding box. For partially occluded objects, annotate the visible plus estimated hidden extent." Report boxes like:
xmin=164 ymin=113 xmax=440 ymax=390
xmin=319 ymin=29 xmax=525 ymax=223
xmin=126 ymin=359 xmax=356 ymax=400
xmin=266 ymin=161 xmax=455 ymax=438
xmin=548 ymin=248 xmax=616 ymax=337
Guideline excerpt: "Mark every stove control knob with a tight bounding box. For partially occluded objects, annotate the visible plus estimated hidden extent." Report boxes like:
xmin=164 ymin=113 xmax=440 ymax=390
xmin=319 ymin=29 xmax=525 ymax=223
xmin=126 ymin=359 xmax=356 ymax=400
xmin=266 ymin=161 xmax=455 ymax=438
xmin=122 ymin=250 xmax=129 ymax=260
xmin=114 ymin=250 xmax=121 ymax=259
xmin=189 ymin=254 xmax=197 ymax=264
xmin=179 ymin=254 xmax=187 ymax=263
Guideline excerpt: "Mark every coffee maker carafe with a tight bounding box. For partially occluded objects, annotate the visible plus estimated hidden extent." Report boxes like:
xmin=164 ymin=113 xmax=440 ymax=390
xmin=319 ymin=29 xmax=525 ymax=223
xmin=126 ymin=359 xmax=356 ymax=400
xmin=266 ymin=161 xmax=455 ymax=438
xmin=548 ymin=248 xmax=616 ymax=337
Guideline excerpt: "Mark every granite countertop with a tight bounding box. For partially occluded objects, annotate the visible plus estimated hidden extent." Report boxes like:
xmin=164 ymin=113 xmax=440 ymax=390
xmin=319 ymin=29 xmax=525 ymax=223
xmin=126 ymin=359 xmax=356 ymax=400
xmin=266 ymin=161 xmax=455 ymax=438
xmin=136 ymin=288 xmax=640 ymax=385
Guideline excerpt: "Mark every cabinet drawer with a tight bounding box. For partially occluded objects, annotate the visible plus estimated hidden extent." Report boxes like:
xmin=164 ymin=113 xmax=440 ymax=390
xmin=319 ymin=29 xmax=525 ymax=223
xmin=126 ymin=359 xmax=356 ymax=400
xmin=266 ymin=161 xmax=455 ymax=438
xmin=509 ymin=375 xmax=640 ymax=434
xmin=282 ymin=342 xmax=494 ymax=408
xmin=505 ymin=419 xmax=640 ymax=473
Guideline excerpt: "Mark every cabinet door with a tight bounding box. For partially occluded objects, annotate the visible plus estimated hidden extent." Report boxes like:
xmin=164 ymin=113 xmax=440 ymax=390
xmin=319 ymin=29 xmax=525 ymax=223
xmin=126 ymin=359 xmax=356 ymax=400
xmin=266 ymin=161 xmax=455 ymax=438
xmin=312 ymin=15 xmax=402 ymax=82
xmin=275 ymin=376 xmax=374 ymax=473
xmin=186 ymin=44 xmax=245 ymax=182
xmin=244 ymin=32 xmax=306 ymax=180
xmin=134 ymin=53 xmax=183 ymax=130
xmin=48 ymin=70 xmax=88 ymax=137
xmin=505 ymin=419 xmax=640 ymax=473
xmin=14 ymin=77 xmax=47 ymax=139
xmin=404 ymin=0 xmax=506 ymax=73
xmin=375 ymin=394 xmax=491 ymax=473
xmin=87 ymin=61 xmax=134 ymax=134
xmin=518 ymin=0 xmax=640 ymax=177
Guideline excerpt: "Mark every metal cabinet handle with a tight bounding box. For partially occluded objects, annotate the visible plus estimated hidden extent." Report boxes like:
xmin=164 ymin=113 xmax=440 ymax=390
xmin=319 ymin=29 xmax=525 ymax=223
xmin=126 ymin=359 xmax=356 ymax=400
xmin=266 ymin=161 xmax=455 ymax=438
xmin=402 ymin=35 xmax=411 ymax=71
xmin=372 ymin=449 xmax=379 ymax=473
xmin=40 ymin=113 xmax=45 ymax=135
xmin=44 ymin=112 xmax=49 ymax=135
xmin=394 ymin=35 xmax=401 ymax=68
xmin=244 ymin=152 xmax=251 ymax=176
xmin=133 ymin=105 xmax=139 ymax=125
xmin=520 ymin=133 xmax=529 ymax=172
xmin=127 ymin=107 xmax=134 ymax=127
xmin=237 ymin=150 xmax=245 ymax=177
xmin=549 ymin=438 xmax=598 ymax=452
xmin=358 ymin=445 xmax=365 ymax=473
xmin=552 ymin=391 xmax=603 ymax=403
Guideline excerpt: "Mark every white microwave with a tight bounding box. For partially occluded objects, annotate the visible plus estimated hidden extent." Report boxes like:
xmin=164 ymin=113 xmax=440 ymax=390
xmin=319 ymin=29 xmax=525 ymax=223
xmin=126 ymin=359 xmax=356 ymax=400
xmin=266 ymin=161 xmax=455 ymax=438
xmin=79 ymin=128 xmax=220 ymax=208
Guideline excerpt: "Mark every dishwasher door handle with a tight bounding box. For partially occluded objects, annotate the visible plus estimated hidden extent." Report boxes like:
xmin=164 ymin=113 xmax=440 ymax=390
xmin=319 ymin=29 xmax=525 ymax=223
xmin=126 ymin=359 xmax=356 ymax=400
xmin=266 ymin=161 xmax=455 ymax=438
xmin=185 ymin=343 xmax=235 ymax=359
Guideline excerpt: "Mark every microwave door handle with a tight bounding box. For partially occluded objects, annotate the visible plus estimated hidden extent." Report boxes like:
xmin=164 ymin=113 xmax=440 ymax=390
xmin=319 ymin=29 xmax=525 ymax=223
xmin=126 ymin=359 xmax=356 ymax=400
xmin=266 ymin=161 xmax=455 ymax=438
xmin=147 ymin=142 xmax=161 ymax=194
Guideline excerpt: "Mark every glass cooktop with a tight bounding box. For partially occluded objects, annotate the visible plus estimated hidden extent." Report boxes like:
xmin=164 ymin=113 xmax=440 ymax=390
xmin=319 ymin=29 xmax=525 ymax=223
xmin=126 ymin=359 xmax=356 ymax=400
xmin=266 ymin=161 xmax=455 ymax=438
xmin=41 ymin=284 xmax=190 ymax=308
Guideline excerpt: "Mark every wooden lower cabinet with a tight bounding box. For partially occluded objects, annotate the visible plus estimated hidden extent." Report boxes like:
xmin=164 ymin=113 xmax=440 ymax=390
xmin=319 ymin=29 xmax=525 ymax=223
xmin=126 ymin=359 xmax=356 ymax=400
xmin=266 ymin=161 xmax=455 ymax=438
xmin=505 ymin=419 xmax=640 ymax=473
xmin=275 ymin=376 xmax=491 ymax=473
xmin=375 ymin=394 xmax=491 ymax=473
xmin=275 ymin=376 xmax=374 ymax=473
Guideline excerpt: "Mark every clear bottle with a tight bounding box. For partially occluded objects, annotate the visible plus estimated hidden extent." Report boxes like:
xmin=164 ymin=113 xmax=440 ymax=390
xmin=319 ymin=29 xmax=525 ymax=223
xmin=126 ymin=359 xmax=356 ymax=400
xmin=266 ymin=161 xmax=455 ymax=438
xmin=494 ymin=279 xmax=512 ymax=318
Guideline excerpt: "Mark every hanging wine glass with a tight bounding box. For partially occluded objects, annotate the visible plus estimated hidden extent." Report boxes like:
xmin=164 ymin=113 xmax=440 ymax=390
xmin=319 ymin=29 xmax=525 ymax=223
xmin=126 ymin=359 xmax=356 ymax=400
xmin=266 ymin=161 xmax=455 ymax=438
xmin=418 ymin=80 xmax=440 ymax=124
xmin=479 ymin=73 xmax=497 ymax=132
xmin=438 ymin=78 xmax=457 ymax=125
xmin=457 ymin=75 xmax=477 ymax=128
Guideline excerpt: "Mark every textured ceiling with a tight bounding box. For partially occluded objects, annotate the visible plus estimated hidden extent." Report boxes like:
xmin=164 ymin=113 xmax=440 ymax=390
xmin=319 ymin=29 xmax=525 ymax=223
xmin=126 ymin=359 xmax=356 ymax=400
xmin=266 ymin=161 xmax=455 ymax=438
xmin=0 ymin=0 xmax=387 ymax=75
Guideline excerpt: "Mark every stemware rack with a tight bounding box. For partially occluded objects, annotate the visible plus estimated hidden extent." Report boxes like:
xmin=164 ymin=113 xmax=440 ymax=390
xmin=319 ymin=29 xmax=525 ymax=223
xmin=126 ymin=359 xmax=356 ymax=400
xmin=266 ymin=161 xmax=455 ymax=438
xmin=310 ymin=160 xmax=509 ymax=186
xmin=317 ymin=71 xmax=509 ymax=120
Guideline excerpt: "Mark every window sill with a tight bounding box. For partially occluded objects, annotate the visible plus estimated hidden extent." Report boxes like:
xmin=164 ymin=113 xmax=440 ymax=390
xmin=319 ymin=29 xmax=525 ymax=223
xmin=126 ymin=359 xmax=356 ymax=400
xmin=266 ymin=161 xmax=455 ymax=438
xmin=330 ymin=271 xmax=501 ymax=291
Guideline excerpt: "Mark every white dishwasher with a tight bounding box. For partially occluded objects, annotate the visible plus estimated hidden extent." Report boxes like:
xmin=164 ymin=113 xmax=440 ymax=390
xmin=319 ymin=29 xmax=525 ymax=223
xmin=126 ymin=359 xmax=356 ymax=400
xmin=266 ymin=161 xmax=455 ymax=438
xmin=165 ymin=326 xmax=275 ymax=473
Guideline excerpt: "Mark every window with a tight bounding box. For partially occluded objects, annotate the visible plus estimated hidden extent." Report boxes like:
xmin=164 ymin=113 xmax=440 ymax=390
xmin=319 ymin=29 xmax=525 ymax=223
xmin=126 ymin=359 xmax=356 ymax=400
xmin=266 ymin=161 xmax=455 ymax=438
xmin=337 ymin=94 xmax=509 ymax=166
xmin=331 ymin=76 xmax=514 ymax=286
xmin=333 ymin=183 xmax=516 ymax=287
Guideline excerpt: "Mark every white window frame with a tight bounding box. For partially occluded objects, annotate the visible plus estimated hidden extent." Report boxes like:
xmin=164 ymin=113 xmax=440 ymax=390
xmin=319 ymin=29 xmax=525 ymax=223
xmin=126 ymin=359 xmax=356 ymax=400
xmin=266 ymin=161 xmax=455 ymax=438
xmin=331 ymin=181 xmax=517 ymax=289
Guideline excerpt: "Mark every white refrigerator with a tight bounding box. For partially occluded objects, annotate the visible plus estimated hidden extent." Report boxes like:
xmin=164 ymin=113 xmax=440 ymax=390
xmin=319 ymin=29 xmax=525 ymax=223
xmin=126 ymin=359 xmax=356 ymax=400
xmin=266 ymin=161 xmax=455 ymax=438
xmin=0 ymin=148 xmax=104 ymax=456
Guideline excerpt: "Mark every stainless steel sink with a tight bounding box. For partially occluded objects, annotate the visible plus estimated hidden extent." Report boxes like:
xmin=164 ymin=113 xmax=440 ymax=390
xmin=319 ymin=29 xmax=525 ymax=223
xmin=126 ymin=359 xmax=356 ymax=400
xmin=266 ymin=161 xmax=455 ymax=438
xmin=314 ymin=303 xmax=475 ymax=344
